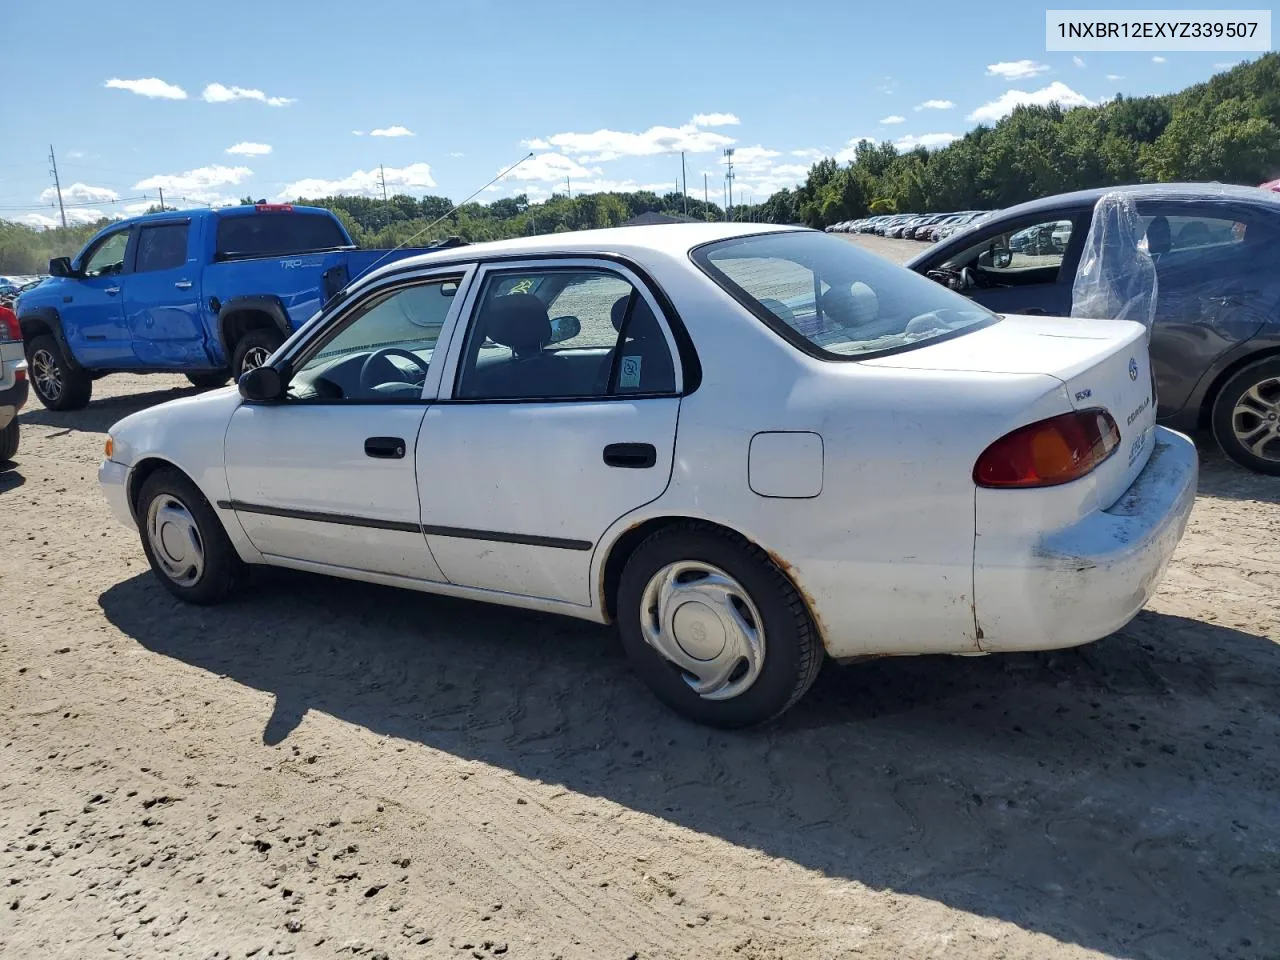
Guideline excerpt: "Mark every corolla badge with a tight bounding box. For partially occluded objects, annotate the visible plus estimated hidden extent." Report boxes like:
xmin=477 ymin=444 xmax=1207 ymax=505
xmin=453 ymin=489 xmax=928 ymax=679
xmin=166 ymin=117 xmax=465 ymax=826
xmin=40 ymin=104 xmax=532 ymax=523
xmin=1128 ymin=357 xmax=1138 ymax=381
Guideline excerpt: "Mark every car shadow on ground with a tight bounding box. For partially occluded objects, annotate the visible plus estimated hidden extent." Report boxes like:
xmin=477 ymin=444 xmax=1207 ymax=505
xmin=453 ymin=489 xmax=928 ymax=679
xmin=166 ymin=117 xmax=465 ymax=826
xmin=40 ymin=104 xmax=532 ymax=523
xmin=0 ymin=462 xmax=25 ymax=493
xmin=18 ymin=384 xmax=204 ymax=434
xmin=1194 ymin=440 xmax=1280 ymax=504
xmin=100 ymin=568 xmax=1279 ymax=960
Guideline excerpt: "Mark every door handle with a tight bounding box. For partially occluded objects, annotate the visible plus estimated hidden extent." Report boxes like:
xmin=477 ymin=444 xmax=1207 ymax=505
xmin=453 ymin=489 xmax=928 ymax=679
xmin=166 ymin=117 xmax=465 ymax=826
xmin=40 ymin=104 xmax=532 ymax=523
xmin=364 ymin=436 xmax=406 ymax=459
xmin=175 ymin=280 xmax=193 ymax=290
xmin=603 ymin=442 xmax=656 ymax=469
xmin=105 ymin=287 xmax=120 ymax=296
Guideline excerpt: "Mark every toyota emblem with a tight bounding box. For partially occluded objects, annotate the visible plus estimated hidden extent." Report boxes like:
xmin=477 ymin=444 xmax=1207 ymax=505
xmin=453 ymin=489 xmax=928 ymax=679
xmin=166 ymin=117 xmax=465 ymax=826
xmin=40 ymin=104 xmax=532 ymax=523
xmin=1128 ymin=357 xmax=1138 ymax=381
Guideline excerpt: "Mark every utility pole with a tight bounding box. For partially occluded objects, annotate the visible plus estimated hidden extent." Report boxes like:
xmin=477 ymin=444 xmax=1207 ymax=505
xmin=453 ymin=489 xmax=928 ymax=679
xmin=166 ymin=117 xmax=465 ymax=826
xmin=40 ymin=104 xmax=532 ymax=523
xmin=378 ymin=164 xmax=388 ymax=203
xmin=723 ymin=148 xmax=735 ymax=223
xmin=681 ymin=151 xmax=688 ymax=216
xmin=704 ymin=173 xmax=708 ymax=208
xmin=47 ymin=144 xmax=67 ymax=228
xmin=566 ymin=176 xmax=571 ymax=200
xmin=158 ymin=187 xmax=166 ymax=212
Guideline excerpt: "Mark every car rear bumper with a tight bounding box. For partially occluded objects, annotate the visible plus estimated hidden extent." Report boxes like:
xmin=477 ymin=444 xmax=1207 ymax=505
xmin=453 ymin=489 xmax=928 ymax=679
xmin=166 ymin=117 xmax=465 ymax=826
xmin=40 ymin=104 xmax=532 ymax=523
xmin=973 ymin=426 xmax=1198 ymax=652
xmin=0 ymin=374 xmax=28 ymax=430
xmin=99 ymin=458 xmax=135 ymax=528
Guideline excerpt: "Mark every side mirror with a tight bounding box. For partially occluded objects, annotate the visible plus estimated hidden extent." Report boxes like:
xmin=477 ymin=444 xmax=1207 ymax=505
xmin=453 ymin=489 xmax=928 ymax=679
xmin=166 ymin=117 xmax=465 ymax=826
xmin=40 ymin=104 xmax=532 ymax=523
xmin=238 ymin=364 xmax=286 ymax=402
xmin=547 ymin=315 xmax=581 ymax=344
xmin=48 ymin=256 xmax=73 ymax=278
xmin=991 ymin=247 xmax=1013 ymax=269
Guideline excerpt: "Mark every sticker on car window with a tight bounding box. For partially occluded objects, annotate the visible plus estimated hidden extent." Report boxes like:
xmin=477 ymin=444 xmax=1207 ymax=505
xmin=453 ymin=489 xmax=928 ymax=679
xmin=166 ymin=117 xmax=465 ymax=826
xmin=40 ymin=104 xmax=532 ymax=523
xmin=618 ymin=355 xmax=642 ymax=390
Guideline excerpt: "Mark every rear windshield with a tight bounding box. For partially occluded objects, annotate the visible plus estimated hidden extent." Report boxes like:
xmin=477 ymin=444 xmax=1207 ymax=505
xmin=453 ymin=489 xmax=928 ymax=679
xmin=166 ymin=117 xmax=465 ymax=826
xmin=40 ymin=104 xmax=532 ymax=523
xmin=693 ymin=231 xmax=997 ymax=359
xmin=215 ymin=212 xmax=348 ymax=260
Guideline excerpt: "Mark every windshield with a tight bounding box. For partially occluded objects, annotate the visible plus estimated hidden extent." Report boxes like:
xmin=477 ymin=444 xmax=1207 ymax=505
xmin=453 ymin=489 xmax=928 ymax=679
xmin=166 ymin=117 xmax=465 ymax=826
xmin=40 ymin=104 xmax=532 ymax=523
xmin=693 ymin=230 xmax=998 ymax=359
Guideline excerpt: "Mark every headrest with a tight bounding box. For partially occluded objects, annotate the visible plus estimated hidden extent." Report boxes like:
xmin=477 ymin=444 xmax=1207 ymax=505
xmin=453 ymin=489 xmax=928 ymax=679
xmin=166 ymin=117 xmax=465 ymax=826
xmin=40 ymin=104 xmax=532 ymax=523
xmin=610 ymin=294 xmax=631 ymax=332
xmin=1145 ymin=215 xmax=1172 ymax=257
xmin=481 ymin=293 xmax=550 ymax=356
xmin=819 ymin=282 xmax=878 ymax=327
xmin=611 ymin=292 xmax=661 ymax=339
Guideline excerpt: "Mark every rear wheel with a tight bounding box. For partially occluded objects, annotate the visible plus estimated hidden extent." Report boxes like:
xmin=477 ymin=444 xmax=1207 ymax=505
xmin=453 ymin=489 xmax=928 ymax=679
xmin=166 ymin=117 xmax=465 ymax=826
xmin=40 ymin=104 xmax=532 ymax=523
xmin=1211 ymin=356 xmax=1280 ymax=476
xmin=27 ymin=335 xmax=92 ymax=411
xmin=136 ymin=467 xmax=244 ymax=605
xmin=617 ymin=523 xmax=823 ymax=728
xmin=0 ymin=420 xmax=18 ymax=463
xmin=186 ymin=371 xmax=230 ymax=390
xmin=232 ymin=329 xmax=283 ymax=381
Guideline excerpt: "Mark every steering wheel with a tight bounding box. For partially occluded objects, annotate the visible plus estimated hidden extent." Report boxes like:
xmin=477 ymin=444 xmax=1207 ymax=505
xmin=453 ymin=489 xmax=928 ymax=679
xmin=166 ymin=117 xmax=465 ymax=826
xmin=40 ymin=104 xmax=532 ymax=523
xmin=359 ymin=347 xmax=430 ymax=393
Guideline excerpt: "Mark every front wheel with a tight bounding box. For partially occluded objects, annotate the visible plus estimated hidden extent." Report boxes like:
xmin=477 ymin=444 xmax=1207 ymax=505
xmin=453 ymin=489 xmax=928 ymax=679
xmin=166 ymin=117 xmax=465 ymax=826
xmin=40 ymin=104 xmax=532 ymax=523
xmin=0 ymin=419 xmax=18 ymax=463
xmin=1211 ymin=356 xmax=1280 ymax=476
xmin=136 ymin=467 xmax=245 ymax=604
xmin=26 ymin=335 xmax=92 ymax=411
xmin=617 ymin=523 xmax=824 ymax=728
xmin=186 ymin=371 xmax=230 ymax=390
xmin=232 ymin=330 xmax=284 ymax=381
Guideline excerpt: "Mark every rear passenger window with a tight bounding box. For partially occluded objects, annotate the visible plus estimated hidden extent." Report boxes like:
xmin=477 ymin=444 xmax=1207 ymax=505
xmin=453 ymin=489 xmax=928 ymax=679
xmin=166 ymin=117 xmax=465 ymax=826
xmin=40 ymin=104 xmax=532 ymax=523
xmin=1138 ymin=214 xmax=1247 ymax=258
xmin=215 ymin=213 xmax=348 ymax=260
xmin=135 ymin=223 xmax=189 ymax=273
xmin=455 ymin=268 xmax=677 ymax=401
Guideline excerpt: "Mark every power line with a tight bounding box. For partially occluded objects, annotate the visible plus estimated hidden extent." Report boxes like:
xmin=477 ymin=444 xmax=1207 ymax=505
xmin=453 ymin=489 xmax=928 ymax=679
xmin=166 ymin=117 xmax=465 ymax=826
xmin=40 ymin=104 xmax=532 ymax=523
xmin=48 ymin=145 xmax=68 ymax=228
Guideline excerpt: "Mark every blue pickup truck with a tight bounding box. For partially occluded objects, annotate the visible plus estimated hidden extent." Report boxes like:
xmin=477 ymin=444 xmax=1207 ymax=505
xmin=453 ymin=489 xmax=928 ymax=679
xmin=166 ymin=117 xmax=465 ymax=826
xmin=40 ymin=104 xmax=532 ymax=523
xmin=16 ymin=203 xmax=445 ymax=410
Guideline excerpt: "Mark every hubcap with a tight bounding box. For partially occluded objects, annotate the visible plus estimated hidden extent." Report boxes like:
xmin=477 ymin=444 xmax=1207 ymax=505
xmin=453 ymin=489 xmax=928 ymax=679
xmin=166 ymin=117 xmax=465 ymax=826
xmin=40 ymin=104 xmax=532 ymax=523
xmin=639 ymin=561 xmax=765 ymax=701
xmin=146 ymin=494 xmax=205 ymax=587
xmin=1230 ymin=376 xmax=1280 ymax=462
xmin=240 ymin=346 xmax=270 ymax=375
xmin=31 ymin=348 xmax=63 ymax=402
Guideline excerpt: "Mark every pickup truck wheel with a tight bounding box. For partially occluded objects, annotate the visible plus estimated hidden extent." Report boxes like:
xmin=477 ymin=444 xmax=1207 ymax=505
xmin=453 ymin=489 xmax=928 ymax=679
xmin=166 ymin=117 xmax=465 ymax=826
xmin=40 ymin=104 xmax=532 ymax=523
xmin=0 ymin=420 xmax=18 ymax=463
xmin=1211 ymin=356 xmax=1280 ymax=476
xmin=232 ymin=330 xmax=283 ymax=380
xmin=27 ymin=335 xmax=92 ymax=411
xmin=136 ymin=467 xmax=244 ymax=605
xmin=186 ymin=372 xmax=231 ymax=390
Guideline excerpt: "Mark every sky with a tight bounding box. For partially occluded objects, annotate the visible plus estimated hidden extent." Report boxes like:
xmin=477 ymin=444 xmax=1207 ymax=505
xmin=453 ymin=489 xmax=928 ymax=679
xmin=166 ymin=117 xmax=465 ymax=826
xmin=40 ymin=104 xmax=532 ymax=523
xmin=1 ymin=0 xmax=1255 ymax=228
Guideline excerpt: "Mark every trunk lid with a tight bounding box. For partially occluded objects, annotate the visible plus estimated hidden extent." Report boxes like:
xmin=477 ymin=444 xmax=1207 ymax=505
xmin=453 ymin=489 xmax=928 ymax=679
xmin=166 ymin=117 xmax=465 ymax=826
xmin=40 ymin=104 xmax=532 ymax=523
xmin=862 ymin=314 xmax=1158 ymax=507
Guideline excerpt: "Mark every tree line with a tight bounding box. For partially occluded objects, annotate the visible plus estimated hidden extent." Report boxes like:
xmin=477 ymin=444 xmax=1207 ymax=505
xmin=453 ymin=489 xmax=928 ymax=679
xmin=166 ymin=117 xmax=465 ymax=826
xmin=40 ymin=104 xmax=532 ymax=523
xmin=3 ymin=53 xmax=1277 ymax=274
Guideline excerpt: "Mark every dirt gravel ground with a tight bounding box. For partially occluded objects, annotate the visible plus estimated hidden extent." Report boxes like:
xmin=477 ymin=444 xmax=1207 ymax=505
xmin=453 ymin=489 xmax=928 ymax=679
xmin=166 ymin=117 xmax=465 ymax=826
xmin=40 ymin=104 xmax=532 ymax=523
xmin=2 ymin=236 xmax=1278 ymax=960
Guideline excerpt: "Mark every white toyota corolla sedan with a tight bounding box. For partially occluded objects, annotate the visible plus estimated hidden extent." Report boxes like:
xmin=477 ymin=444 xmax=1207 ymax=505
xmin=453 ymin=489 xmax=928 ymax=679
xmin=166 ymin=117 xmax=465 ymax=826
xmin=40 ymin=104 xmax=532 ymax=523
xmin=100 ymin=223 xmax=1198 ymax=727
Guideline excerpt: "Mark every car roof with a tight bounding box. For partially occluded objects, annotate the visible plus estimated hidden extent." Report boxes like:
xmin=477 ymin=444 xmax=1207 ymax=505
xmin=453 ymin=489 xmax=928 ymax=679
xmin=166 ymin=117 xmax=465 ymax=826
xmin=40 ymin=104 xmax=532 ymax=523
xmin=354 ymin=222 xmax=804 ymax=288
xmin=995 ymin=181 xmax=1280 ymax=218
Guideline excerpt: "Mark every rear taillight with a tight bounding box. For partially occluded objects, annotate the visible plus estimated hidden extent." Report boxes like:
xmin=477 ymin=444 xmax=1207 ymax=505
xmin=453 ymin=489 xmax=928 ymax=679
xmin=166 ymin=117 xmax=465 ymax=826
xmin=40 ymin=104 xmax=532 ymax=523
xmin=255 ymin=203 xmax=294 ymax=212
xmin=974 ymin=409 xmax=1120 ymax=489
xmin=0 ymin=305 xmax=20 ymax=342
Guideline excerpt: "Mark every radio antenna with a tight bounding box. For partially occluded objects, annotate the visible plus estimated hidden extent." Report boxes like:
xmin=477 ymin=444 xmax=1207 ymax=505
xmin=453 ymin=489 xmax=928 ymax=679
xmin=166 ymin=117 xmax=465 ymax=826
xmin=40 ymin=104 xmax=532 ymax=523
xmin=347 ymin=151 xmax=534 ymax=288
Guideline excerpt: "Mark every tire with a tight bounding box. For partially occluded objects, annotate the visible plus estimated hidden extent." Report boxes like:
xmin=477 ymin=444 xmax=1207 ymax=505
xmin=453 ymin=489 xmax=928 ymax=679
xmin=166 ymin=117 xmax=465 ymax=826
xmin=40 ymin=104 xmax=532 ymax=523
xmin=231 ymin=329 xmax=284 ymax=381
xmin=26 ymin=334 xmax=92 ymax=411
xmin=617 ymin=522 xmax=824 ymax=728
xmin=1210 ymin=355 xmax=1280 ymax=476
xmin=186 ymin=371 xmax=231 ymax=390
xmin=135 ymin=467 xmax=244 ymax=605
xmin=0 ymin=420 xmax=17 ymax=463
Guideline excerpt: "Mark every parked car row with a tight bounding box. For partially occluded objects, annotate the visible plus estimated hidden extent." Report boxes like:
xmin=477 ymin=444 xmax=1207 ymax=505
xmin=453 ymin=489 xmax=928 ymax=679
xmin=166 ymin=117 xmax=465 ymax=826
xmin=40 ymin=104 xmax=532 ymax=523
xmin=826 ymin=211 xmax=992 ymax=243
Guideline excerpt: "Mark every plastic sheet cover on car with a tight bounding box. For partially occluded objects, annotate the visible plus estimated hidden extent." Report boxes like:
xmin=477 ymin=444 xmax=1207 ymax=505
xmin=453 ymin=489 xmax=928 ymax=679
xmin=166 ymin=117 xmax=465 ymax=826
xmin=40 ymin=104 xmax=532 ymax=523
xmin=1070 ymin=190 xmax=1157 ymax=331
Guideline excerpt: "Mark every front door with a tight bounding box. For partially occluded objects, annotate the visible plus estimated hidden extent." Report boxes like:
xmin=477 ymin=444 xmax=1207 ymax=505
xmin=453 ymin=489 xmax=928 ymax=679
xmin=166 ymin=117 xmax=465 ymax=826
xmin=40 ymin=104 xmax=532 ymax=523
xmin=60 ymin=227 xmax=133 ymax=367
xmin=419 ymin=261 xmax=682 ymax=606
xmin=124 ymin=220 xmax=208 ymax=368
xmin=922 ymin=213 xmax=1087 ymax=317
xmin=223 ymin=270 xmax=467 ymax=581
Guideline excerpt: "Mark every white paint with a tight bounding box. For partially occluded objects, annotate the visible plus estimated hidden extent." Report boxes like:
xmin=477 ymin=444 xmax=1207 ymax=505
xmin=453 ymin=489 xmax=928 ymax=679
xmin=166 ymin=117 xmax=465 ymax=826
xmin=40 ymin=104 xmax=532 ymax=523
xmin=100 ymin=223 xmax=1198 ymax=666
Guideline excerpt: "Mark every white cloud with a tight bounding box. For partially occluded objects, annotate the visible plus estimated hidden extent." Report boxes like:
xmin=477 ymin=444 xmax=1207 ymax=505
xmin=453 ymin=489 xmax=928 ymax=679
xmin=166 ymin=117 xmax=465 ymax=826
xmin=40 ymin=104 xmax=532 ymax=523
xmin=894 ymin=132 xmax=959 ymax=150
xmin=133 ymin=165 xmax=254 ymax=206
xmin=226 ymin=142 xmax=272 ymax=157
xmin=1152 ymin=56 xmax=1167 ymax=63
xmin=1106 ymin=73 xmax=1125 ymax=81
xmin=523 ymin=138 xmax=550 ymax=149
xmin=105 ymin=77 xmax=187 ymax=100
xmin=1215 ymin=61 xmax=1241 ymax=69
xmin=729 ymin=145 xmax=782 ymax=170
xmin=535 ymin=121 xmax=735 ymax=162
xmin=202 ymin=82 xmax=295 ymax=107
xmin=765 ymin=163 xmax=811 ymax=179
xmin=914 ymin=99 xmax=955 ymax=111
xmin=11 ymin=207 xmax=117 ymax=228
xmin=880 ymin=115 xmax=906 ymax=124
xmin=1073 ymin=56 xmax=1086 ymax=68
xmin=371 ymin=125 xmax=414 ymax=137
xmin=68 ymin=150 xmax=85 ymax=159
xmin=835 ymin=137 xmax=875 ymax=163
xmin=505 ymin=153 xmax=599 ymax=182
xmin=691 ymin=112 xmax=740 ymax=127
xmin=41 ymin=182 xmax=121 ymax=205
xmin=790 ymin=148 xmax=824 ymax=159
xmin=280 ymin=162 xmax=436 ymax=199
xmin=986 ymin=59 xmax=1050 ymax=80
xmin=449 ymin=151 xmax=465 ymax=158
xmin=352 ymin=130 xmax=365 ymax=136
xmin=968 ymin=81 xmax=1094 ymax=123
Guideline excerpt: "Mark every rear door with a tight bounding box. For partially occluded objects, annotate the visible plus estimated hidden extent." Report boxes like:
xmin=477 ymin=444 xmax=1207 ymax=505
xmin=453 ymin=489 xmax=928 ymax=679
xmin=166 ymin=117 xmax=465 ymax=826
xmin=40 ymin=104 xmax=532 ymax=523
xmin=124 ymin=219 xmax=208 ymax=367
xmin=418 ymin=258 xmax=682 ymax=606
